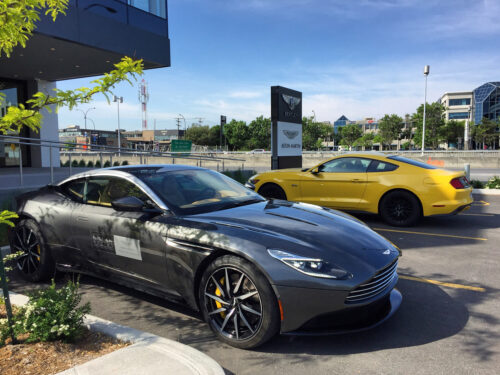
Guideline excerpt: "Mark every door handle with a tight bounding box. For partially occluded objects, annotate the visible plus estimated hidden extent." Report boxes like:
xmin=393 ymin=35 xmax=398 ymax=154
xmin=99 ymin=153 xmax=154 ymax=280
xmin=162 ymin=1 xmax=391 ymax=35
xmin=76 ymin=216 xmax=89 ymax=222
xmin=351 ymin=179 xmax=362 ymax=183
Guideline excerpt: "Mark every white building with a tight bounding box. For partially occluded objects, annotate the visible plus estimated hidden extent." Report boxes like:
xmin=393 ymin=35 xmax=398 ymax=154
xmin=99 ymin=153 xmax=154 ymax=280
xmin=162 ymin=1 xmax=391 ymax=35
xmin=439 ymin=92 xmax=473 ymax=121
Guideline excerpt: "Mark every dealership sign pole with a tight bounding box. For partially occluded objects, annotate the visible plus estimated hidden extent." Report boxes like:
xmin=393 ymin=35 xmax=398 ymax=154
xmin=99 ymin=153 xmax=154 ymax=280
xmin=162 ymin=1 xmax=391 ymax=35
xmin=271 ymin=86 xmax=303 ymax=169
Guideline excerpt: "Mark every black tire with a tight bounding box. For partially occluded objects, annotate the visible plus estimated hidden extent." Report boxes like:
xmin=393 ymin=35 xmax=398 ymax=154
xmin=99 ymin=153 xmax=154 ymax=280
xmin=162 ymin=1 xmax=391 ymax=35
xmin=9 ymin=219 xmax=55 ymax=282
xmin=379 ymin=190 xmax=421 ymax=227
xmin=258 ymin=183 xmax=287 ymax=200
xmin=198 ymin=255 xmax=280 ymax=349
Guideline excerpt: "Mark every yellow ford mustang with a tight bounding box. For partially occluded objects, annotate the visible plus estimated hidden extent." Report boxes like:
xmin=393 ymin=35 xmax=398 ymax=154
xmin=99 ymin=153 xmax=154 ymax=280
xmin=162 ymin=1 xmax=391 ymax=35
xmin=245 ymin=153 xmax=473 ymax=226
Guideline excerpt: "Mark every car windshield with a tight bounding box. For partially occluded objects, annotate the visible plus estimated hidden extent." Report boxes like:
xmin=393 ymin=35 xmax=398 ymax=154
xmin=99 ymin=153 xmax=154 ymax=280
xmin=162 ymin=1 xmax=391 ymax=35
xmin=132 ymin=168 xmax=265 ymax=215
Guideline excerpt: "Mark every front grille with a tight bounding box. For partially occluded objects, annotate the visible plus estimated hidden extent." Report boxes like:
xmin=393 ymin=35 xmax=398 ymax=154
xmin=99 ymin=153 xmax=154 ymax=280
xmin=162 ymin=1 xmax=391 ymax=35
xmin=346 ymin=260 xmax=398 ymax=303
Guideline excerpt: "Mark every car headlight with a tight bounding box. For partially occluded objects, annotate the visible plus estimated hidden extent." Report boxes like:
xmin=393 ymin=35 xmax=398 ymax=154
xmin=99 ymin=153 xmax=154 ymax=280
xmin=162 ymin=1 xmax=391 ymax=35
xmin=248 ymin=174 xmax=260 ymax=184
xmin=268 ymin=249 xmax=350 ymax=279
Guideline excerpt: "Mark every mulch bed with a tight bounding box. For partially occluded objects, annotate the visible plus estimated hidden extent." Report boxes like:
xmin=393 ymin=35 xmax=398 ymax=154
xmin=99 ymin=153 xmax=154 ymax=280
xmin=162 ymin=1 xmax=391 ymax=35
xmin=0 ymin=304 xmax=130 ymax=375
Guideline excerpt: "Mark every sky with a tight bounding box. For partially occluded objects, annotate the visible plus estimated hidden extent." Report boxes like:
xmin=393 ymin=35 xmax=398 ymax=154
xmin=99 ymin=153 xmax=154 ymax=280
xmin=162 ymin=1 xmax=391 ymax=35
xmin=57 ymin=0 xmax=500 ymax=131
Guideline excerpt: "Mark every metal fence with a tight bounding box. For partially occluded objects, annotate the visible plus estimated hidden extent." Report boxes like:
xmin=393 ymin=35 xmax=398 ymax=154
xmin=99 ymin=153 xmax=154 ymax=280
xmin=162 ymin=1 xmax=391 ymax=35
xmin=0 ymin=135 xmax=245 ymax=186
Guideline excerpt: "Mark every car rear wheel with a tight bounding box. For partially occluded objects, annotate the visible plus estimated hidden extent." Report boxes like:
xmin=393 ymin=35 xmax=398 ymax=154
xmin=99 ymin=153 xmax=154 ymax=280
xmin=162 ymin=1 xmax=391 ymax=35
xmin=9 ymin=219 xmax=55 ymax=282
xmin=199 ymin=255 xmax=280 ymax=349
xmin=258 ymin=183 xmax=287 ymax=200
xmin=379 ymin=191 xmax=421 ymax=227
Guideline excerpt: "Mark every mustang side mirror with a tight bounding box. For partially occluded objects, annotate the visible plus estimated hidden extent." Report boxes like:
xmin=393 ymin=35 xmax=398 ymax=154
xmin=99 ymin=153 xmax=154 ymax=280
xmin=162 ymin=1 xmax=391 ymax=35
xmin=311 ymin=167 xmax=320 ymax=174
xmin=112 ymin=196 xmax=145 ymax=212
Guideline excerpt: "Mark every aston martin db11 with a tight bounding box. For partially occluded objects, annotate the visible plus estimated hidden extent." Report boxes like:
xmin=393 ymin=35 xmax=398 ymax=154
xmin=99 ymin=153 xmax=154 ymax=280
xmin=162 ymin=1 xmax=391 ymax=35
xmin=10 ymin=165 xmax=401 ymax=348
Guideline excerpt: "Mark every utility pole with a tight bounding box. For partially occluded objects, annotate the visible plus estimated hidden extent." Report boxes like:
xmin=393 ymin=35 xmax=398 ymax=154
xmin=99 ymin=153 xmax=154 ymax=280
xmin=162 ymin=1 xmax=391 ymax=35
xmin=175 ymin=117 xmax=182 ymax=139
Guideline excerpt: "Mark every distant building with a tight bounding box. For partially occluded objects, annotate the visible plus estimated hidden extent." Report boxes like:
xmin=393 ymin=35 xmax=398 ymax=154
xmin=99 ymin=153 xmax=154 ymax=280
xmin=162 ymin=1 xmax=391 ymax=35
xmin=439 ymin=92 xmax=473 ymax=121
xmin=59 ymin=125 xmax=125 ymax=149
xmin=333 ymin=115 xmax=355 ymax=133
xmin=124 ymin=129 xmax=185 ymax=151
xmin=472 ymin=82 xmax=500 ymax=124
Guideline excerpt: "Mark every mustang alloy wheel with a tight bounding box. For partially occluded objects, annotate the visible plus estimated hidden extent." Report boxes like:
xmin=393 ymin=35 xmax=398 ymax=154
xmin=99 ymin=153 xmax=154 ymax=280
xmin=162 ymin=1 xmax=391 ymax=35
xmin=380 ymin=191 xmax=421 ymax=227
xmin=199 ymin=255 xmax=279 ymax=349
xmin=9 ymin=219 xmax=55 ymax=282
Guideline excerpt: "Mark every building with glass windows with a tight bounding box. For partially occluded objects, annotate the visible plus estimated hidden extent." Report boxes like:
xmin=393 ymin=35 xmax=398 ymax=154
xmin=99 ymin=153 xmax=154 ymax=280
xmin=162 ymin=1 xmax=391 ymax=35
xmin=472 ymin=82 xmax=500 ymax=124
xmin=0 ymin=0 xmax=170 ymax=168
xmin=333 ymin=115 xmax=356 ymax=133
xmin=439 ymin=92 xmax=473 ymax=121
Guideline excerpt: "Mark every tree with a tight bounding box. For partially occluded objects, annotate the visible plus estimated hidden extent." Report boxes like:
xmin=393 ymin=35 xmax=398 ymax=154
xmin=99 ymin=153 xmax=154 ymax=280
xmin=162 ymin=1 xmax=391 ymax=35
xmin=302 ymin=117 xmax=332 ymax=150
xmin=354 ymin=133 xmax=375 ymax=150
xmin=412 ymin=102 xmax=446 ymax=149
xmin=378 ymin=114 xmax=403 ymax=150
xmin=441 ymin=120 xmax=465 ymax=147
xmin=247 ymin=116 xmax=271 ymax=150
xmin=223 ymin=119 xmax=248 ymax=150
xmin=340 ymin=124 xmax=362 ymax=150
xmin=472 ymin=118 xmax=499 ymax=149
xmin=0 ymin=3 xmax=143 ymax=235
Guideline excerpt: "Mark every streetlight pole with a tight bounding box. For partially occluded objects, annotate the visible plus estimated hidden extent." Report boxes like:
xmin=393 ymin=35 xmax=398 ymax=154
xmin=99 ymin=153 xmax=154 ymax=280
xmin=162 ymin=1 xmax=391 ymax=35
xmin=178 ymin=114 xmax=186 ymax=139
xmin=421 ymin=65 xmax=430 ymax=156
xmin=76 ymin=107 xmax=96 ymax=131
xmin=113 ymin=96 xmax=123 ymax=156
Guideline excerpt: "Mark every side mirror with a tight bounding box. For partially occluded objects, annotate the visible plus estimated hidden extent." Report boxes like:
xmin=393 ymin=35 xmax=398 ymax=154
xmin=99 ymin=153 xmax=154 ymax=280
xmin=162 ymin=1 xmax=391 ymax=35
xmin=310 ymin=167 xmax=320 ymax=174
xmin=112 ymin=196 xmax=145 ymax=212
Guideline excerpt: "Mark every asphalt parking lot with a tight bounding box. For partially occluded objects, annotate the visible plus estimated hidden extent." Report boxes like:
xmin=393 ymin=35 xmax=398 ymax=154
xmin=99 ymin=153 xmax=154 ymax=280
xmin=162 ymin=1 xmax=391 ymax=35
xmin=8 ymin=195 xmax=500 ymax=375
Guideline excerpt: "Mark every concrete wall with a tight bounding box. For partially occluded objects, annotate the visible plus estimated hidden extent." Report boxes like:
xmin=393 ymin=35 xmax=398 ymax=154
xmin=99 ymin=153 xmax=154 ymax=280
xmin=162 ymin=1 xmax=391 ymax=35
xmin=59 ymin=151 xmax=500 ymax=171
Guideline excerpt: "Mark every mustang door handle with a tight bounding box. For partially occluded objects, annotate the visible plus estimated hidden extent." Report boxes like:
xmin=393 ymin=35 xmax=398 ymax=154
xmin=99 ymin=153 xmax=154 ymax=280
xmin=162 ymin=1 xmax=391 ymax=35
xmin=351 ymin=179 xmax=363 ymax=183
xmin=76 ymin=216 xmax=89 ymax=222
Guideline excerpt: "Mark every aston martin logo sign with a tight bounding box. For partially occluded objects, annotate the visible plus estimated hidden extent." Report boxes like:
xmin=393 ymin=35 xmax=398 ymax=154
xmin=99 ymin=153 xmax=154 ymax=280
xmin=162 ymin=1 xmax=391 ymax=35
xmin=282 ymin=130 xmax=299 ymax=139
xmin=282 ymin=94 xmax=301 ymax=111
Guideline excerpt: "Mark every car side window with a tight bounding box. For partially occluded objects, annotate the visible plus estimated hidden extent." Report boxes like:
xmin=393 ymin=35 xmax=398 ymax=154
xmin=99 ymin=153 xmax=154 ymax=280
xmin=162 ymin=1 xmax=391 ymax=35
xmin=367 ymin=160 xmax=399 ymax=172
xmin=319 ymin=158 xmax=371 ymax=173
xmin=61 ymin=179 xmax=86 ymax=202
xmin=85 ymin=177 xmax=150 ymax=207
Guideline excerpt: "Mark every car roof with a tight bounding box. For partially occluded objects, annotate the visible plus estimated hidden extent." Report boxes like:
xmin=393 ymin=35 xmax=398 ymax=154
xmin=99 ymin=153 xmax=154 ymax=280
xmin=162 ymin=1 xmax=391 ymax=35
xmin=57 ymin=164 xmax=204 ymax=186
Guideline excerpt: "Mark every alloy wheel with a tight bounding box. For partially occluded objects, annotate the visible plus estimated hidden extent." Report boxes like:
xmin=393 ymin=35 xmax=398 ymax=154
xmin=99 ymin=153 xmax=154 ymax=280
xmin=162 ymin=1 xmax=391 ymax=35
xmin=12 ymin=225 xmax=41 ymax=275
xmin=387 ymin=197 xmax=412 ymax=221
xmin=204 ymin=267 xmax=263 ymax=341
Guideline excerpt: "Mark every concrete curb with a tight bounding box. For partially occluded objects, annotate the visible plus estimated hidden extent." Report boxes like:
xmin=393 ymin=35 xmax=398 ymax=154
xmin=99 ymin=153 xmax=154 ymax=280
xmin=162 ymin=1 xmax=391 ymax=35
xmin=472 ymin=188 xmax=500 ymax=195
xmin=3 ymin=292 xmax=225 ymax=375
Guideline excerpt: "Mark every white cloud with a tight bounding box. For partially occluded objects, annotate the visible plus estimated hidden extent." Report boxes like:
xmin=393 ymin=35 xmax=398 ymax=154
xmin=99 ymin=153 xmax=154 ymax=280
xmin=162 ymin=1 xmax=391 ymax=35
xmin=228 ymin=91 xmax=263 ymax=99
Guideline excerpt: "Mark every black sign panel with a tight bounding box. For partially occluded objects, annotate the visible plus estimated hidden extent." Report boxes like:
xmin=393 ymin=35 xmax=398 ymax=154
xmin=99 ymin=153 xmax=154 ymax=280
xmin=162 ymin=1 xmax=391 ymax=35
xmin=271 ymin=86 xmax=302 ymax=169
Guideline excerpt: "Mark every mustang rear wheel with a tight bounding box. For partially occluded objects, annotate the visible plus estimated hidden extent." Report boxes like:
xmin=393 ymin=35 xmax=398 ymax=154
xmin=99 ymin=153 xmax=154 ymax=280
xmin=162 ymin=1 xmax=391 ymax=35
xmin=258 ymin=184 xmax=287 ymax=200
xmin=199 ymin=255 xmax=279 ymax=349
xmin=9 ymin=219 xmax=55 ymax=282
xmin=380 ymin=191 xmax=421 ymax=227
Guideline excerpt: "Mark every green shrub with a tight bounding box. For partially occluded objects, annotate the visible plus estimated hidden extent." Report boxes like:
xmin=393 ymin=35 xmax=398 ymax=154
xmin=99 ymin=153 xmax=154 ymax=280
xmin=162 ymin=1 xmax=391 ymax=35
xmin=71 ymin=159 xmax=79 ymax=167
xmin=78 ymin=159 xmax=86 ymax=168
xmin=121 ymin=160 xmax=129 ymax=166
xmin=103 ymin=160 xmax=111 ymax=168
xmin=63 ymin=160 xmax=70 ymax=167
xmin=95 ymin=160 xmax=101 ymax=168
xmin=486 ymin=176 xmax=500 ymax=189
xmin=113 ymin=161 xmax=120 ymax=166
xmin=5 ymin=280 xmax=91 ymax=344
xmin=86 ymin=160 xmax=94 ymax=168
xmin=470 ymin=180 xmax=484 ymax=189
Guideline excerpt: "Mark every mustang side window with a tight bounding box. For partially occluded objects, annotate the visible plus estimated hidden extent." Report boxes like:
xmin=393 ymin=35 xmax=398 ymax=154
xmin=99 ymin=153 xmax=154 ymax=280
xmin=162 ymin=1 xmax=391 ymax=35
xmin=367 ymin=160 xmax=399 ymax=172
xmin=320 ymin=158 xmax=371 ymax=173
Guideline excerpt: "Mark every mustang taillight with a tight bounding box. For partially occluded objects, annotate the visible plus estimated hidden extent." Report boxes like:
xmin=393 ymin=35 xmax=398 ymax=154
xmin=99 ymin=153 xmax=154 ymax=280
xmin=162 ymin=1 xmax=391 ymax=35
xmin=450 ymin=177 xmax=469 ymax=189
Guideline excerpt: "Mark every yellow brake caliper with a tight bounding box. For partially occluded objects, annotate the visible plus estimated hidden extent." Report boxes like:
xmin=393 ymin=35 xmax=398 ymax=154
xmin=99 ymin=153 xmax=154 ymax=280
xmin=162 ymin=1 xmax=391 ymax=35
xmin=215 ymin=277 xmax=226 ymax=318
xmin=36 ymin=245 xmax=41 ymax=261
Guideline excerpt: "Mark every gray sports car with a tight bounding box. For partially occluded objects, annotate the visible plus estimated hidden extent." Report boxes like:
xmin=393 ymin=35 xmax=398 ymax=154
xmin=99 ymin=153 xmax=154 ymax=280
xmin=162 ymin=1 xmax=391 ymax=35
xmin=10 ymin=165 xmax=401 ymax=348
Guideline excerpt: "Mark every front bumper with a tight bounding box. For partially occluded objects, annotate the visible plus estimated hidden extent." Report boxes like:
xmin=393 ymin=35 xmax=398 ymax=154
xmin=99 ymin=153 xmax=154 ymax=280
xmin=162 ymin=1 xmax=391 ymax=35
xmin=275 ymin=275 xmax=400 ymax=334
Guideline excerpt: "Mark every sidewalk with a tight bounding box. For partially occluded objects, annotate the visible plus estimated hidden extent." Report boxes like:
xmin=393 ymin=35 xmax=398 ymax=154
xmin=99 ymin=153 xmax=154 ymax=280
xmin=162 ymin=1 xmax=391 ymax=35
xmin=3 ymin=291 xmax=225 ymax=375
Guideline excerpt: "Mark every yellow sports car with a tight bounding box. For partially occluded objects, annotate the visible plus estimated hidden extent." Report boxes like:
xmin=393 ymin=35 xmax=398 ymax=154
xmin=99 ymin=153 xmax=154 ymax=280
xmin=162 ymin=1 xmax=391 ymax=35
xmin=245 ymin=153 xmax=473 ymax=226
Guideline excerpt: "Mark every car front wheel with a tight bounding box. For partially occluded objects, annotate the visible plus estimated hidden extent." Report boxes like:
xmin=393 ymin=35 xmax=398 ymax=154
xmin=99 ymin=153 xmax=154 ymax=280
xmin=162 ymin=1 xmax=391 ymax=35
xmin=199 ymin=255 xmax=280 ymax=349
xmin=9 ymin=219 xmax=55 ymax=282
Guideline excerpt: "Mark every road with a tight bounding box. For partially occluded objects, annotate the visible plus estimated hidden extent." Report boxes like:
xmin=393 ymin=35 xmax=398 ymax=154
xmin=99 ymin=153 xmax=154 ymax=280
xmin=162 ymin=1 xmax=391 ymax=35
xmin=8 ymin=195 xmax=500 ymax=375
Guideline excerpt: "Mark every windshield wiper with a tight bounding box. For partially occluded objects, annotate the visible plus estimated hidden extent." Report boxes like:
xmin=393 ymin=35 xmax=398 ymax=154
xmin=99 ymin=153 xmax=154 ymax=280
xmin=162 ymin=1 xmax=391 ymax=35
xmin=218 ymin=198 xmax=264 ymax=210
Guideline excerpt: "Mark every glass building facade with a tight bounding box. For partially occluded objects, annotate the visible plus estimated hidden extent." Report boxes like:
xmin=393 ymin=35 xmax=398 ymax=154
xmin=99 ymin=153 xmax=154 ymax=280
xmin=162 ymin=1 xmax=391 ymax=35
xmin=473 ymin=82 xmax=500 ymax=124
